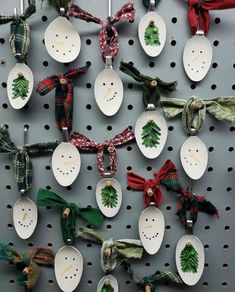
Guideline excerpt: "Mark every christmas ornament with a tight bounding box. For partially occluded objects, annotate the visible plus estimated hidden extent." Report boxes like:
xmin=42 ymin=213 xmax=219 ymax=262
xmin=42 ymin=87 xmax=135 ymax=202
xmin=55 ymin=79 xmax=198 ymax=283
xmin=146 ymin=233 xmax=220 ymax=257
xmin=120 ymin=61 xmax=177 ymax=159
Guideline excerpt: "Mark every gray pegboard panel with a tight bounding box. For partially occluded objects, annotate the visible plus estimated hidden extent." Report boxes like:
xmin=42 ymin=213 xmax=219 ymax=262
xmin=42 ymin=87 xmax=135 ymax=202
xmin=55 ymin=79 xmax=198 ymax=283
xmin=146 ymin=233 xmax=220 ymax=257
xmin=0 ymin=0 xmax=235 ymax=291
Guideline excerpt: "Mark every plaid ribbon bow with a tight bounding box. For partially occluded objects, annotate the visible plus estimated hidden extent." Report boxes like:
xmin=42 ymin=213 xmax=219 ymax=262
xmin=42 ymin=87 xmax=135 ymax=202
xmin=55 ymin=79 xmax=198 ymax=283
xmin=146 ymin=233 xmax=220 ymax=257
xmin=0 ymin=0 xmax=36 ymax=61
xmin=67 ymin=1 xmax=135 ymax=61
xmin=36 ymin=65 xmax=90 ymax=132
xmin=70 ymin=127 xmax=135 ymax=177
xmin=0 ymin=126 xmax=58 ymax=192
xmin=127 ymin=160 xmax=179 ymax=207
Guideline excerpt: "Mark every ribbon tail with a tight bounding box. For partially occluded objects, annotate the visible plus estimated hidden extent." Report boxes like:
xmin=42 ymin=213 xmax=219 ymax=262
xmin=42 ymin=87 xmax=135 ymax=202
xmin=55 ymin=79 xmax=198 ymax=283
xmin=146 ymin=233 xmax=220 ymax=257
xmin=76 ymin=226 xmax=104 ymax=244
xmin=160 ymin=97 xmax=185 ymax=119
xmin=78 ymin=207 xmax=104 ymax=228
xmin=119 ymin=61 xmax=145 ymax=82
xmin=206 ymin=97 xmax=235 ymax=122
xmin=127 ymin=172 xmax=146 ymax=190
xmin=37 ymin=188 xmax=67 ymax=207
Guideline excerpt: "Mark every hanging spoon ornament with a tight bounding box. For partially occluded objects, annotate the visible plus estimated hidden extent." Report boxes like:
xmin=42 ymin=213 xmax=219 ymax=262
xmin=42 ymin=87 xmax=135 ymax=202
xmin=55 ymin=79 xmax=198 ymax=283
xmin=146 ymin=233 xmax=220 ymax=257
xmin=138 ymin=0 xmax=166 ymax=57
xmin=97 ymin=275 xmax=118 ymax=292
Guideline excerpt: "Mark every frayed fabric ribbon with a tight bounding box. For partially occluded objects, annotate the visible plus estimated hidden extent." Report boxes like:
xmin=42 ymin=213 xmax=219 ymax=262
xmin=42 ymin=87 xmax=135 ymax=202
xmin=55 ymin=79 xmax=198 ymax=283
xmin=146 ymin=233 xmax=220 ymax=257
xmin=188 ymin=0 xmax=235 ymax=35
xmin=70 ymin=127 xmax=135 ymax=177
xmin=127 ymin=160 xmax=178 ymax=207
xmin=0 ymin=0 xmax=36 ymax=62
xmin=0 ymin=243 xmax=54 ymax=289
xmin=77 ymin=227 xmax=143 ymax=273
xmin=36 ymin=64 xmax=90 ymax=132
xmin=67 ymin=1 xmax=135 ymax=61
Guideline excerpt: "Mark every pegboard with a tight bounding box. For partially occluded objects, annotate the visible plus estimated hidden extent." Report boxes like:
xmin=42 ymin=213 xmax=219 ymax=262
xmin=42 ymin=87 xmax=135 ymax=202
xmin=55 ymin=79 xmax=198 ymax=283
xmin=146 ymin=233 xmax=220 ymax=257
xmin=0 ymin=0 xmax=235 ymax=291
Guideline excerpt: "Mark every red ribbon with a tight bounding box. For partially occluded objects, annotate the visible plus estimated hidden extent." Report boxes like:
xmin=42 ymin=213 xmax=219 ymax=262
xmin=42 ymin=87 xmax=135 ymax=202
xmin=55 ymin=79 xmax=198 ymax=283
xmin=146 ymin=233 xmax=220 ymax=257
xmin=128 ymin=160 xmax=177 ymax=207
xmin=67 ymin=1 xmax=135 ymax=62
xmin=188 ymin=0 xmax=235 ymax=35
xmin=70 ymin=127 xmax=135 ymax=177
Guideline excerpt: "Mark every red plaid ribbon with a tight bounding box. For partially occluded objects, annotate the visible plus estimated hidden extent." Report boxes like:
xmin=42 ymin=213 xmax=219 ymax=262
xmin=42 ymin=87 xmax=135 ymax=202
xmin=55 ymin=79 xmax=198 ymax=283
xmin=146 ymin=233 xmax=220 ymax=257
xmin=188 ymin=0 xmax=235 ymax=35
xmin=36 ymin=65 xmax=90 ymax=132
xmin=128 ymin=160 xmax=177 ymax=207
xmin=67 ymin=1 xmax=135 ymax=61
xmin=70 ymin=127 xmax=135 ymax=177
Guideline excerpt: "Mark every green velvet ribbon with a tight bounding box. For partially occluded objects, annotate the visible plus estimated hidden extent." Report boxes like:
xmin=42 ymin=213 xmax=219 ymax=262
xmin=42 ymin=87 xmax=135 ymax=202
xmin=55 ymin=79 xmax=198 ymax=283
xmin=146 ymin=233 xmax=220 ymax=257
xmin=161 ymin=96 xmax=235 ymax=135
xmin=119 ymin=61 xmax=177 ymax=108
xmin=77 ymin=227 xmax=143 ymax=273
xmin=37 ymin=189 xmax=104 ymax=245
xmin=48 ymin=0 xmax=70 ymax=13
xmin=121 ymin=260 xmax=184 ymax=291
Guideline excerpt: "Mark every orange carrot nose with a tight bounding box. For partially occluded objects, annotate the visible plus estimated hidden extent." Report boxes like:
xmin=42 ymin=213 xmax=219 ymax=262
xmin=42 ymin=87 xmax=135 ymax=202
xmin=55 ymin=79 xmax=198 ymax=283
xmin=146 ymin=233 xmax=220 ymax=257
xmin=192 ymin=56 xmax=199 ymax=62
xmin=190 ymin=153 xmax=200 ymax=164
xmin=23 ymin=212 xmax=28 ymax=221
xmin=105 ymin=88 xmax=112 ymax=98
xmin=143 ymin=224 xmax=153 ymax=229
xmin=61 ymin=264 xmax=73 ymax=277
xmin=63 ymin=161 xmax=74 ymax=165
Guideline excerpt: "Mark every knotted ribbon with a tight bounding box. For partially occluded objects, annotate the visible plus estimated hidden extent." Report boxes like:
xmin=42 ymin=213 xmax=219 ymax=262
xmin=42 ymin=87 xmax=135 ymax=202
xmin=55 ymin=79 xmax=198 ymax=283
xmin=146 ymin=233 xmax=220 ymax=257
xmin=0 ymin=126 xmax=58 ymax=192
xmin=161 ymin=96 xmax=235 ymax=135
xmin=0 ymin=243 xmax=54 ymax=289
xmin=121 ymin=260 xmax=183 ymax=292
xmin=36 ymin=64 xmax=90 ymax=132
xmin=70 ymin=127 xmax=135 ymax=177
xmin=128 ymin=160 xmax=179 ymax=207
xmin=37 ymin=189 xmax=104 ymax=245
xmin=188 ymin=0 xmax=235 ymax=35
xmin=120 ymin=61 xmax=177 ymax=108
xmin=0 ymin=0 xmax=36 ymax=62
xmin=67 ymin=1 xmax=135 ymax=61
xmin=77 ymin=227 xmax=143 ymax=273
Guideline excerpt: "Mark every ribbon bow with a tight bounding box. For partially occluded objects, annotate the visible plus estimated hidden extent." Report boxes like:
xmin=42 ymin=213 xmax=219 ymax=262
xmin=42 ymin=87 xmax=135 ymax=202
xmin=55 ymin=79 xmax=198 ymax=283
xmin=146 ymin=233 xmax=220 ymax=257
xmin=188 ymin=0 xmax=235 ymax=35
xmin=70 ymin=127 xmax=135 ymax=177
xmin=121 ymin=260 xmax=183 ymax=292
xmin=0 ymin=126 xmax=58 ymax=192
xmin=161 ymin=96 xmax=235 ymax=135
xmin=120 ymin=61 xmax=177 ymax=108
xmin=0 ymin=0 xmax=36 ymax=61
xmin=67 ymin=1 xmax=135 ymax=61
xmin=0 ymin=243 xmax=54 ymax=289
xmin=127 ymin=160 xmax=178 ymax=207
xmin=37 ymin=189 xmax=104 ymax=245
xmin=77 ymin=227 xmax=143 ymax=273
xmin=36 ymin=65 xmax=90 ymax=132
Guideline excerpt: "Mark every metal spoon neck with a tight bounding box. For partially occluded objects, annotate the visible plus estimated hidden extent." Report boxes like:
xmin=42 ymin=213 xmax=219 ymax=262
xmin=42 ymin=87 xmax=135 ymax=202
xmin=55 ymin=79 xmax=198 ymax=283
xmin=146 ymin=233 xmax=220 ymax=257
xmin=195 ymin=29 xmax=205 ymax=36
xmin=148 ymin=0 xmax=156 ymax=12
xmin=146 ymin=103 xmax=156 ymax=111
xmin=62 ymin=127 xmax=69 ymax=142
xmin=186 ymin=219 xmax=194 ymax=234
xmin=105 ymin=56 xmax=113 ymax=69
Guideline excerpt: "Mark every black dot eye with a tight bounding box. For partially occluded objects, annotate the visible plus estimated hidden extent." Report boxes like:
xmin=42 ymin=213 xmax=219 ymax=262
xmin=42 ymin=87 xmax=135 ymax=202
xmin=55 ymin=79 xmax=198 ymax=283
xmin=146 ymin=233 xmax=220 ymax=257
xmin=22 ymin=208 xmax=24 ymax=211
xmin=69 ymin=156 xmax=72 ymax=159
xmin=103 ymin=83 xmax=106 ymax=86
xmin=28 ymin=209 xmax=31 ymax=211
xmin=145 ymin=218 xmax=148 ymax=222
xmin=111 ymin=82 xmax=114 ymax=86
xmin=200 ymin=51 xmax=202 ymax=53
xmin=65 ymin=257 xmax=67 ymax=260
xmin=192 ymin=50 xmax=195 ymax=53
xmin=152 ymin=219 xmax=155 ymax=222
xmin=56 ymin=34 xmax=58 ymax=37
xmin=73 ymin=258 xmax=75 ymax=261
xmin=61 ymin=155 xmax=64 ymax=158
xmin=188 ymin=149 xmax=191 ymax=152
xmin=196 ymin=149 xmax=199 ymax=152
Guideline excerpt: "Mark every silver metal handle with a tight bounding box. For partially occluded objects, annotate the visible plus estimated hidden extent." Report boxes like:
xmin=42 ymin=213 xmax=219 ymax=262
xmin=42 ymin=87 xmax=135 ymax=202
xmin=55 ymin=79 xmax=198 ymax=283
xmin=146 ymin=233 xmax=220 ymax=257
xmin=62 ymin=127 xmax=69 ymax=142
xmin=24 ymin=125 xmax=29 ymax=145
xmin=20 ymin=0 xmax=24 ymax=15
xmin=149 ymin=0 xmax=156 ymax=11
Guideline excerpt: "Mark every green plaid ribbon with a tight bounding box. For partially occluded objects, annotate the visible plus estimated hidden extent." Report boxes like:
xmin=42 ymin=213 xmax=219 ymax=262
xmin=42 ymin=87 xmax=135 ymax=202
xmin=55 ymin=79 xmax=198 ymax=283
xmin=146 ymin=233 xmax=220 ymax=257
xmin=161 ymin=96 xmax=235 ymax=135
xmin=0 ymin=126 xmax=58 ymax=192
xmin=0 ymin=0 xmax=36 ymax=62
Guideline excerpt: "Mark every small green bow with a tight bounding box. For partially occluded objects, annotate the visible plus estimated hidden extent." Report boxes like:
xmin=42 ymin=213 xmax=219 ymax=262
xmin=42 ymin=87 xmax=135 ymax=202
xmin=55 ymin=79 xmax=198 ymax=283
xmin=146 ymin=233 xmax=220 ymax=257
xmin=37 ymin=189 xmax=104 ymax=245
xmin=120 ymin=61 xmax=177 ymax=108
xmin=161 ymin=96 xmax=235 ymax=134
xmin=77 ymin=227 xmax=143 ymax=272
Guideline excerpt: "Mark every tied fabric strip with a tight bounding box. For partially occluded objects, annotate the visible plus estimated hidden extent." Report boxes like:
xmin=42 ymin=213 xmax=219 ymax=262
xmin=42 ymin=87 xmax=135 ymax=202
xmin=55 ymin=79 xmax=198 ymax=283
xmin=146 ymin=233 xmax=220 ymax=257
xmin=128 ymin=160 xmax=178 ymax=207
xmin=121 ymin=260 xmax=183 ymax=291
xmin=0 ymin=126 xmax=58 ymax=192
xmin=0 ymin=243 xmax=54 ymax=289
xmin=67 ymin=1 xmax=135 ymax=61
xmin=0 ymin=0 xmax=36 ymax=62
xmin=36 ymin=64 xmax=90 ymax=132
xmin=37 ymin=189 xmax=104 ymax=245
xmin=188 ymin=0 xmax=235 ymax=35
xmin=70 ymin=127 xmax=135 ymax=177
xmin=161 ymin=96 xmax=235 ymax=135
xmin=77 ymin=227 xmax=143 ymax=273
xmin=119 ymin=61 xmax=177 ymax=108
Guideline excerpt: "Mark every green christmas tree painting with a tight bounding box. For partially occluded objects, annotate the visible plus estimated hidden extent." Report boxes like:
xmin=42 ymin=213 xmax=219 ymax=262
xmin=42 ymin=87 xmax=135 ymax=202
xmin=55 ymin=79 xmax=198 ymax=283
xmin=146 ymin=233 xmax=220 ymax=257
xmin=12 ymin=72 xmax=29 ymax=100
xmin=141 ymin=119 xmax=161 ymax=148
xmin=101 ymin=182 xmax=118 ymax=208
xmin=180 ymin=242 xmax=199 ymax=273
xmin=144 ymin=20 xmax=161 ymax=46
xmin=101 ymin=280 xmax=114 ymax=292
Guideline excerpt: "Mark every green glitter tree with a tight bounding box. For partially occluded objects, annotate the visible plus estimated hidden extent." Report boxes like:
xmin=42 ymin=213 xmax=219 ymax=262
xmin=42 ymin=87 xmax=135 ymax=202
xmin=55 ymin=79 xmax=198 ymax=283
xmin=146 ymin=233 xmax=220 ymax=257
xmin=180 ymin=242 xmax=199 ymax=273
xmin=12 ymin=72 xmax=29 ymax=100
xmin=101 ymin=183 xmax=118 ymax=208
xmin=141 ymin=119 xmax=161 ymax=148
xmin=101 ymin=280 xmax=114 ymax=292
xmin=144 ymin=20 xmax=161 ymax=46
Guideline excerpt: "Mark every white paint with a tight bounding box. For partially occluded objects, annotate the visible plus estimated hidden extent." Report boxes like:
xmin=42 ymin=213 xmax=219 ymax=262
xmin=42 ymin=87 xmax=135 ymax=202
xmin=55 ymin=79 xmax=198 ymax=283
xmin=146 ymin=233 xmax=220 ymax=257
xmin=55 ymin=245 xmax=83 ymax=292
xmin=180 ymin=136 xmax=208 ymax=180
xmin=139 ymin=206 xmax=165 ymax=255
xmin=94 ymin=68 xmax=124 ymax=116
xmin=176 ymin=234 xmax=205 ymax=286
xmin=138 ymin=11 xmax=166 ymax=57
xmin=135 ymin=110 xmax=168 ymax=159
xmin=7 ymin=63 xmax=34 ymax=109
xmin=45 ymin=16 xmax=81 ymax=63
xmin=96 ymin=177 xmax=122 ymax=218
xmin=97 ymin=274 xmax=118 ymax=292
xmin=13 ymin=196 xmax=38 ymax=239
xmin=183 ymin=34 xmax=212 ymax=82
xmin=52 ymin=142 xmax=81 ymax=187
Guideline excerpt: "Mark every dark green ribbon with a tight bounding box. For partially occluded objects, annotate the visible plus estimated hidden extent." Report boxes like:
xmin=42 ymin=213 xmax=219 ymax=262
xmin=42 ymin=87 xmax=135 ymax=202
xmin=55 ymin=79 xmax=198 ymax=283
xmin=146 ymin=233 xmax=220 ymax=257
xmin=0 ymin=126 xmax=58 ymax=192
xmin=37 ymin=189 xmax=104 ymax=245
xmin=119 ymin=61 xmax=177 ymax=108
xmin=0 ymin=0 xmax=36 ymax=62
